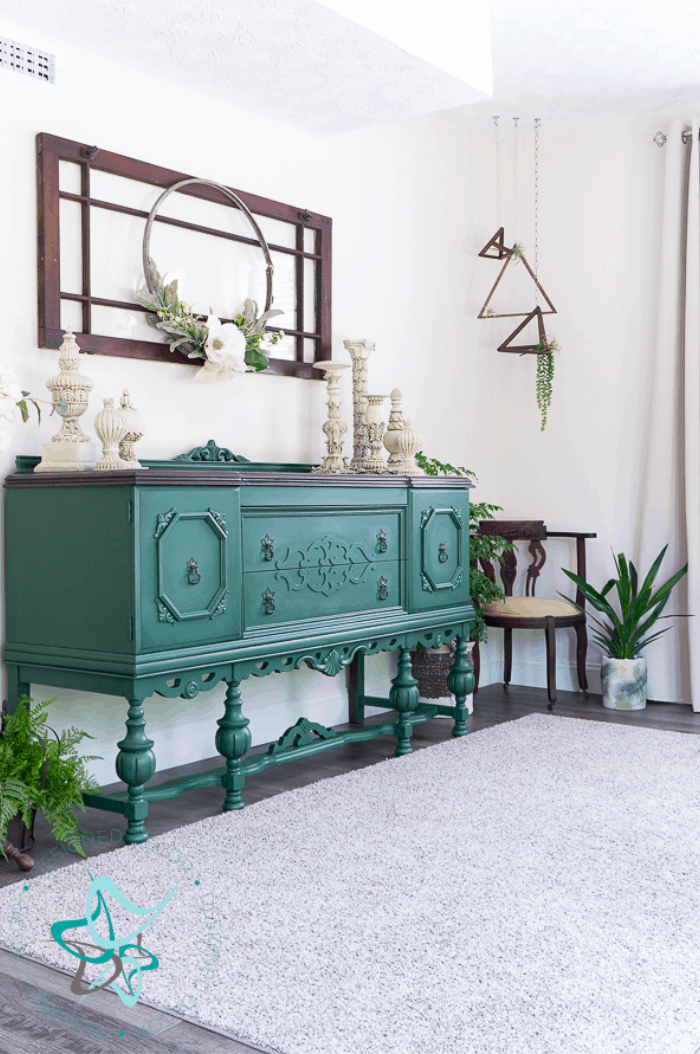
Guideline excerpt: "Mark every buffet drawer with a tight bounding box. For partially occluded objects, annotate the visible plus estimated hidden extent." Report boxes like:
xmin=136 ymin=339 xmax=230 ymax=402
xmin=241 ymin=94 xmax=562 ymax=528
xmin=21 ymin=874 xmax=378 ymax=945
xmin=241 ymin=510 xmax=402 ymax=572
xmin=243 ymin=560 xmax=402 ymax=628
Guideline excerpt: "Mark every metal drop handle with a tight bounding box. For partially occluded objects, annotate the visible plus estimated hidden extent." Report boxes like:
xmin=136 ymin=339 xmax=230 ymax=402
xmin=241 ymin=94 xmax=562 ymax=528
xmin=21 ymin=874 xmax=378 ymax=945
xmin=263 ymin=588 xmax=276 ymax=615
xmin=187 ymin=558 xmax=201 ymax=584
xmin=378 ymin=576 xmax=389 ymax=601
xmin=377 ymin=529 xmax=388 ymax=553
xmin=261 ymin=534 xmax=275 ymax=561
xmin=438 ymin=543 xmax=449 ymax=564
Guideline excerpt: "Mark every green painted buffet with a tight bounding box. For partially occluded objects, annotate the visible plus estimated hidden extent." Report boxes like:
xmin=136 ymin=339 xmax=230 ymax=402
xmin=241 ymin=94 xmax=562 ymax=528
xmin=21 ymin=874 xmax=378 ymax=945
xmin=3 ymin=447 xmax=476 ymax=844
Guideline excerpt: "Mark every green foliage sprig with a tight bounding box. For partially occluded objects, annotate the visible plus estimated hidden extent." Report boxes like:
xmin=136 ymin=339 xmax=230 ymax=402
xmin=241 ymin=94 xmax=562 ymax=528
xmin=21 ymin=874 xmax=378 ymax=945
xmin=0 ymin=697 xmax=103 ymax=859
xmin=534 ymin=333 xmax=560 ymax=431
xmin=136 ymin=260 xmax=285 ymax=372
xmin=561 ymin=545 xmax=690 ymax=658
xmin=415 ymin=453 xmax=515 ymax=642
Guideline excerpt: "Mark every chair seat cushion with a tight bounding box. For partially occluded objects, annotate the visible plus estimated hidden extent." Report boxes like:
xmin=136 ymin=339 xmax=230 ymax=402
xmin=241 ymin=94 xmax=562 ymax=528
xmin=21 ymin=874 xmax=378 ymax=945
xmin=483 ymin=596 xmax=580 ymax=619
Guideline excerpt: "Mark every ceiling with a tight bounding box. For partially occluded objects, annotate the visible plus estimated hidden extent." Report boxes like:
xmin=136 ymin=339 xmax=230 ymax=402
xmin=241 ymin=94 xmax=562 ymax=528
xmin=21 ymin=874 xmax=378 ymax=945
xmin=1 ymin=0 xmax=700 ymax=137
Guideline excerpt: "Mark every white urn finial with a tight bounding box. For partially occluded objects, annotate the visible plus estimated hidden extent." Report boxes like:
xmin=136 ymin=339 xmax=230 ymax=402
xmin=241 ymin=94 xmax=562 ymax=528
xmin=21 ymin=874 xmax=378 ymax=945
xmin=35 ymin=329 xmax=95 ymax=472
xmin=94 ymin=398 xmax=131 ymax=471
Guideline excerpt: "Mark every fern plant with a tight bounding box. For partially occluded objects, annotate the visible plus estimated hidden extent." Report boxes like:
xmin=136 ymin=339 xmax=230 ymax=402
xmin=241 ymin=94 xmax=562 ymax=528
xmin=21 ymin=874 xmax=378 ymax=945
xmin=415 ymin=454 xmax=515 ymax=642
xmin=0 ymin=697 xmax=103 ymax=859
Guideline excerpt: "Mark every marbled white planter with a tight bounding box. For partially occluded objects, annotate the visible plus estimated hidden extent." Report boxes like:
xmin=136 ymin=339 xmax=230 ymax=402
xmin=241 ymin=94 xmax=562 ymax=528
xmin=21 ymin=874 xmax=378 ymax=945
xmin=601 ymin=656 xmax=647 ymax=710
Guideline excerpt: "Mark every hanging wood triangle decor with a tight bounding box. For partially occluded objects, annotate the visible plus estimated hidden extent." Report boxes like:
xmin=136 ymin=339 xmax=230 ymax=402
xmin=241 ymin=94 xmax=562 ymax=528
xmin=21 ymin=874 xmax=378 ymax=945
xmin=478 ymin=227 xmax=511 ymax=260
xmin=477 ymin=250 xmax=557 ymax=320
xmin=497 ymin=306 xmax=548 ymax=355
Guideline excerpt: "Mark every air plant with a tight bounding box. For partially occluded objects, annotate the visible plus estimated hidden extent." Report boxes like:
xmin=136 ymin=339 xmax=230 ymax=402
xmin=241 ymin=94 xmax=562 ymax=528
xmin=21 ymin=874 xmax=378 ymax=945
xmin=510 ymin=241 xmax=526 ymax=263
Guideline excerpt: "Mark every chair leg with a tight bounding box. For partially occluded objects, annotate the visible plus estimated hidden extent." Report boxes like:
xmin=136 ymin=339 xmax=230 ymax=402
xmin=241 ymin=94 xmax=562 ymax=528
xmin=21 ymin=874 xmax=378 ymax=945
xmin=472 ymin=639 xmax=481 ymax=696
xmin=545 ymin=616 xmax=557 ymax=710
xmin=503 ymin=627 xmax=512 ymax=685
xmin=575 ymin=622 xmax=589 ymax=696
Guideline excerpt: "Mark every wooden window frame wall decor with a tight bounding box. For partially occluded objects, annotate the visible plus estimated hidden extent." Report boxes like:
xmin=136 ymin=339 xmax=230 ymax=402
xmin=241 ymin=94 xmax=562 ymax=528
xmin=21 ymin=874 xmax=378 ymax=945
xmin=36 ymin=133 xmax=332 ymax=379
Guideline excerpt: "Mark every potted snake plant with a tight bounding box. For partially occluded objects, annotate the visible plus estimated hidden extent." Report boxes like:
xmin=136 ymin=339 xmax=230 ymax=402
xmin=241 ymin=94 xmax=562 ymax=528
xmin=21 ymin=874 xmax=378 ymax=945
xmin=410 ymin=454 xmax=513 ymax=699
xmin=561 ymin=545 xmax=689 ymax=710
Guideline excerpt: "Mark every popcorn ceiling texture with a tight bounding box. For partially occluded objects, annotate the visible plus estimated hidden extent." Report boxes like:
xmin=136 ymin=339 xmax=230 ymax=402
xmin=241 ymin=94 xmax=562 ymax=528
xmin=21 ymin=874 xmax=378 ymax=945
xmin=1 ymin=714 xmax=700 ymax=1054
xmin=2 ymin=0 xmax=700 ymax=136
xmin=0 ymin=0 xmax=484 ymax=136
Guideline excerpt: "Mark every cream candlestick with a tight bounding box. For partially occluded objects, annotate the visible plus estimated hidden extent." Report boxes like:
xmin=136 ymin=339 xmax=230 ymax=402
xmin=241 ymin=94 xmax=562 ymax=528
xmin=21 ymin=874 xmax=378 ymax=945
xmin=312 ymin=360 xmax=351 ymax=473
xmin=343 ymin=339 xmax=375 ymax=472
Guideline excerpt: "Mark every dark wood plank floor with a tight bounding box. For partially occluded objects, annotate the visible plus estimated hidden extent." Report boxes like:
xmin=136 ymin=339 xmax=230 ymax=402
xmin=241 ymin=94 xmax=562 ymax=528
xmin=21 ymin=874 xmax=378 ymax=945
xmin=0 ymin=684 xmax=696 ymax=1054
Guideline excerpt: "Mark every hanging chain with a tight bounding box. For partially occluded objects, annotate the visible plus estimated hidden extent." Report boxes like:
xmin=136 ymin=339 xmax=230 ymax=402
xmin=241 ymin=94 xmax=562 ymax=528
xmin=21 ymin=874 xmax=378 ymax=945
xmin=513 ymin=117 xmax=519 ymax=243
xmin=493 ymin=116 xmax=501 ymax=227
xmin=534 ymin=117 xmax=540 ymax=305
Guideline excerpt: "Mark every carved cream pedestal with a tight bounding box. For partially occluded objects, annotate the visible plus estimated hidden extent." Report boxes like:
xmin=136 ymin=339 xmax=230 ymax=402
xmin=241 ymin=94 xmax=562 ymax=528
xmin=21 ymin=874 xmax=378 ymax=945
xmin=312 ymin=361 xmax=350 ymax=474
xmin=35 ymin=328 xmax=95 ymax=472
xmin=364 ymin=394 xmax=388 ymax=473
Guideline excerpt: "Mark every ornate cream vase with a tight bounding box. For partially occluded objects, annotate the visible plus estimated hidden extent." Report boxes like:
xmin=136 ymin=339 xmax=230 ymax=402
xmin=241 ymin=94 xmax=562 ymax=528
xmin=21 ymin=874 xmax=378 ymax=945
xmin=35 ymin=327 xmax=95 ymax=472
xmin=343 ymin=339 xmax=374 ymax=472
xmin=364 ymin=394 xmax=388 ymax=473
xmin=393 ymin=419 xmax=424 ymax=475
xmin=94 ymin=398 xmax=130 ymax=471
xmin=383 ymin=388 xmax=406 ymax=471
xmin=118 ymin=389 xmax=145 ymax=469
xmin=312 ymin=361 xmax=351 ymax=473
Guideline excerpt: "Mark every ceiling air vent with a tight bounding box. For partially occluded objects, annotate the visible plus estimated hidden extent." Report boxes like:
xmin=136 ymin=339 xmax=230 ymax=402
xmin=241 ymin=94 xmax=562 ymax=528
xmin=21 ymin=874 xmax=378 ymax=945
xmin=0 ymin=35 xmax=55 ymax=84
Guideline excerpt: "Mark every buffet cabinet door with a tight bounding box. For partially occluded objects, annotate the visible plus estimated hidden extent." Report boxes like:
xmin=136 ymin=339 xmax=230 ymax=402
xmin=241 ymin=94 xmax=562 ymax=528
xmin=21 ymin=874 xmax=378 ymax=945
xmin=408 ymin=491 xmax=471 ymax=612
xmin=137 ymin=488 xmax=242 ymax=651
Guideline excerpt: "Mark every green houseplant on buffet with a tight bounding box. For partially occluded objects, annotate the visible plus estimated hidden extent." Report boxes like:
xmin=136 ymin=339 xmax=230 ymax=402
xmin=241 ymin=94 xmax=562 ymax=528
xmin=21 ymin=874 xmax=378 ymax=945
xmin=0 ymin=696 xmax=103 ymax=864
xmin=561 ymin=545 xmax=689 ymax=710
xmin=411 ymin=454 xmax=514 ymax=699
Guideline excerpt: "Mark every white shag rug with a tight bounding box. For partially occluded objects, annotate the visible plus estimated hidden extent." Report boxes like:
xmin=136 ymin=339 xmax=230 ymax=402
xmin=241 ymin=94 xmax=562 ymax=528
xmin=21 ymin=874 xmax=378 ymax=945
xmin=2 ymin=713 xmax=700 ymax=1054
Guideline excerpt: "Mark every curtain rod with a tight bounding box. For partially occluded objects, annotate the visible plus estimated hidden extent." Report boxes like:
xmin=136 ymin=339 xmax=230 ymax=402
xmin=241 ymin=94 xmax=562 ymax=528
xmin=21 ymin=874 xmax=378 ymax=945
xmin=653 ymin=129 xmax=699 ymax=146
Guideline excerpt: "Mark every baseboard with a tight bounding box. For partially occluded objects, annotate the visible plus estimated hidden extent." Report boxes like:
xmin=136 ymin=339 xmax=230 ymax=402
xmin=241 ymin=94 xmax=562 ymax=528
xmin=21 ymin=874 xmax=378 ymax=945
xmin=477 ymin=658 xmax=602 ymax=696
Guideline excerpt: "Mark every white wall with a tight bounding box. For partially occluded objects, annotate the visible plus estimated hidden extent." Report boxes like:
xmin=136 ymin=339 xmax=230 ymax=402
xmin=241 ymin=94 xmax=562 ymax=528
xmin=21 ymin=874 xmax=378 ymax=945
xmin=0 ymin=24 xmax=498 ymax=784
xmin=475 ymin=102 xmax=699 ymax=700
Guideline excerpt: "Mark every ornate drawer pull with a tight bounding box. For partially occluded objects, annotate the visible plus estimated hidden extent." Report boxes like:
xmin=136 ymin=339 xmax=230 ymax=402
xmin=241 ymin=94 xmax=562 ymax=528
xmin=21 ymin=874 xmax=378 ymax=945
xmin=377 ymin=529 xmax=388 ymax=553
xmin=187 ymin=558 xmax=201 ymax=585
xmin=261 ymin=534 xmax=274 ymax=561
xmin=377 ymin=576 xmax=389 ymax=601
xmin=263 ymin=588 xmax=276 ymax=614
xmin=438 ymin=543 xmax=449 ymax=564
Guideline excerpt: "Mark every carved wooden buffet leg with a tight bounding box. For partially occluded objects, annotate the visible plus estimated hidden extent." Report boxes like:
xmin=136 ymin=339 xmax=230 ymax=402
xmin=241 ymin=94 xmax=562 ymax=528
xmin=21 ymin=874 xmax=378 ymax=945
xmin=390 ymin=648 xmax=420 ymax=756
xmin=347 ymin=653 xmax=365 ymax=725
xmin=216 ymin=681 xmax=251 ymax=811
xmin=116 ymin=698 xmax=156 ymax=844
xmin=447 ymin=636 xmax=474 ymax=738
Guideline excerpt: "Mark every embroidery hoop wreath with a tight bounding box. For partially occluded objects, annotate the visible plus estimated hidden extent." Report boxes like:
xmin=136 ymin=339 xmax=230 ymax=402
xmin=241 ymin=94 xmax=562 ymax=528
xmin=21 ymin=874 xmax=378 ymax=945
xmin=139 ymin=178 xmax=285 ymax=379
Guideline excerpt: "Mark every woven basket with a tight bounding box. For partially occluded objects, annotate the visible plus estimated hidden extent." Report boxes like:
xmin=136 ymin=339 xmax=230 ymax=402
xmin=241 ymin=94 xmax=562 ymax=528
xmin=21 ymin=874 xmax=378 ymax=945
xmin=410 ymin=642 xmax=475 ymax=700
xmin=410 ymin=645 xmax=455 ymax=699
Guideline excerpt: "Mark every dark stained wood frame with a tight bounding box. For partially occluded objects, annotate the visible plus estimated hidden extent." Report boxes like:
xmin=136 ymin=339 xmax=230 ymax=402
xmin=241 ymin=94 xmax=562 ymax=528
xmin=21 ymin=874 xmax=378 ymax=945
xmin=473 ymin=521 xmax=597 ymax=710
xmin=36 ymin=133 xmax=332 ymax=379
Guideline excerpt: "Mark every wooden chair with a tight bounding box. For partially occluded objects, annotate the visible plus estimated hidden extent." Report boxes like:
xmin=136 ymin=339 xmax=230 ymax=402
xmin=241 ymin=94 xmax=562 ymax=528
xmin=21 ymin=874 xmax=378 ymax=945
xmin=471 ymin=521 xmax=597 ymax=710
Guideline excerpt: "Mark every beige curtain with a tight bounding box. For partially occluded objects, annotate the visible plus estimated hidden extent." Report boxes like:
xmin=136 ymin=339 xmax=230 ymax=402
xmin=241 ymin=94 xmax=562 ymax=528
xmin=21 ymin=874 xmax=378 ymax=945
xmin=636 ymin=116 xmax=700 ymax=709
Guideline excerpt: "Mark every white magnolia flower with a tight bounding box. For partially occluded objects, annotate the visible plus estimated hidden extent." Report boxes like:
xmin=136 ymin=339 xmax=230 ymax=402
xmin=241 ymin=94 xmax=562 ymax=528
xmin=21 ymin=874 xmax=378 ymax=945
xmin=204 ymin=316 xmax=247 ymax=372
xmin=0 ymin=395 xmax=16 ymax=422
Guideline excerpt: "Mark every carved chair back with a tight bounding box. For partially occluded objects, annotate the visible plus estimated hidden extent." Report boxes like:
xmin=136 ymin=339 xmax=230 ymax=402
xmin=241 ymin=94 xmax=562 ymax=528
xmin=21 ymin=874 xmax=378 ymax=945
xmin=478 ymin=520 xmax=590 ymax=608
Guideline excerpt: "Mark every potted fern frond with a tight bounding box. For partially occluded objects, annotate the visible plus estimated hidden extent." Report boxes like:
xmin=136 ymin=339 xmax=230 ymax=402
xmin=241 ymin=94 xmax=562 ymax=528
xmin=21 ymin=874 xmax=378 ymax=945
xmin=411 ymin=454 xmax=513 ymax=699
xmin=0 ymin=696 xmax=103 ymax=867
xmin=561 ymin=546 xmax=689 ymax=710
